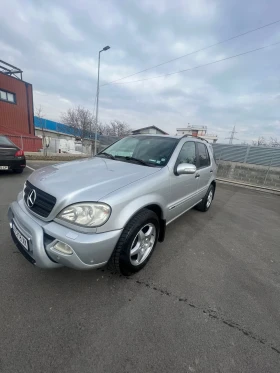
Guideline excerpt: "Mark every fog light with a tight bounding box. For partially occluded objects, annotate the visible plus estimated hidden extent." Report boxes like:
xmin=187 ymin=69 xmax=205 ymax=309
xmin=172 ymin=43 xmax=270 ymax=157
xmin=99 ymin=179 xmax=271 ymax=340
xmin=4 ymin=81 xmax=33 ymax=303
xmin=53 ymin=241 xmax=73 ymax=255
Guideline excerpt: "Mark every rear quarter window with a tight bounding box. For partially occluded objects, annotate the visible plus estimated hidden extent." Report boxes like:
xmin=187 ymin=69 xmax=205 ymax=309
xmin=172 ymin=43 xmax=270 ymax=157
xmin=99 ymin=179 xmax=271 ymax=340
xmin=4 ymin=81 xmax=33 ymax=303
xmin=197 ymin=143 xmax=211 ymax=168
xmin=208 ymin=145 xmax=217 ymax=164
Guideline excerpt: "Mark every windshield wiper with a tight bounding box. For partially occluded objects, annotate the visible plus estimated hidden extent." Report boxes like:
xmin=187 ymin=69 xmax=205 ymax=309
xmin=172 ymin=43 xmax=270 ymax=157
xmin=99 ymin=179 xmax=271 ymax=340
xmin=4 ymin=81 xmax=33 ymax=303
xmin=116 ymin=156 xmax=153 ymax=167
xmin=97 ymin=152 xmax=116 ymax=160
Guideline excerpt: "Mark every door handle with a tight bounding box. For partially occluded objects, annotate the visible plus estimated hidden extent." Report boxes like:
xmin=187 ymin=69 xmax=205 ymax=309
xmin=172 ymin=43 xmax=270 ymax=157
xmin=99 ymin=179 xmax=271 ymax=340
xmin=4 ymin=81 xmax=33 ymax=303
xmin=195 ymin=173 xmax=200 ymax=178
xmin=210 ymin=170 xmax=213 ymax=173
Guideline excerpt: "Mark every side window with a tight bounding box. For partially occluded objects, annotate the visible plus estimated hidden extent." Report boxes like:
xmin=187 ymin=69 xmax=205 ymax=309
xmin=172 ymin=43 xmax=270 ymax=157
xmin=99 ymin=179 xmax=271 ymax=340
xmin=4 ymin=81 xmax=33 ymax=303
xmin=176 ymin=142 xmax=196 ymax=165
xmin=197 ymin=143 xmax=210 ymax=168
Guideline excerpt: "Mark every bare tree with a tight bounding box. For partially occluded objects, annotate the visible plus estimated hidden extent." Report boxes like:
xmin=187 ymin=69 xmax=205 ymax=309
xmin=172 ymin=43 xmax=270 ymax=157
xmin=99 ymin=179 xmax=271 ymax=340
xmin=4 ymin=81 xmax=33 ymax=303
xmin=90 ymin=120 xmax=131 ymax=137
xmin=60 ymin=107 xmax=131 ymax=139
xmin=269 ymin=137 xmax=280 ymax=147
xmin=35 ymin=106 xmax=44 ymax=120
xmin=96 ymin=122 xmax=110 ymax=136
xmin=61 ymin=106 xmax=94 ymax=139
xmin=104 ymin=120 xmax=131 ymax=137
xmin=252 ymin=136 xmax=267 ymax=146
xmin=35 ymin=106 xmax=47 ymax=155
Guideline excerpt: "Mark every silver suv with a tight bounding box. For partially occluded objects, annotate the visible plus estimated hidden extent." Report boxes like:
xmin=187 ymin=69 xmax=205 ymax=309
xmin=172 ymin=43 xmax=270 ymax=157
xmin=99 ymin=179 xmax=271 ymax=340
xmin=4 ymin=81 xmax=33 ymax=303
xmin=8 ymin=135 xmax=216 ymax=275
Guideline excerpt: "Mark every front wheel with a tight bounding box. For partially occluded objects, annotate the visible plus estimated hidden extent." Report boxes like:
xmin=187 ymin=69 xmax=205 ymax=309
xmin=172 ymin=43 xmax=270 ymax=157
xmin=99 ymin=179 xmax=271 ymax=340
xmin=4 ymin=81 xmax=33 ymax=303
xmin=195 ymin=184 xmax=214 ymax=212
xmin=108 ymin=209 xmax=159 ymax=276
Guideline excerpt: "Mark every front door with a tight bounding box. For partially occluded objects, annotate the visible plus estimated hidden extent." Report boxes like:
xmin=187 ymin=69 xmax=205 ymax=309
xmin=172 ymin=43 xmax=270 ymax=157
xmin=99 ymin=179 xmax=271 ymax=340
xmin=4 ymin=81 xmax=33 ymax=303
xmin=196 ymin=142 xmax=212 ymax=199
xmin=167 ymin=141 xmax=199 ymax=222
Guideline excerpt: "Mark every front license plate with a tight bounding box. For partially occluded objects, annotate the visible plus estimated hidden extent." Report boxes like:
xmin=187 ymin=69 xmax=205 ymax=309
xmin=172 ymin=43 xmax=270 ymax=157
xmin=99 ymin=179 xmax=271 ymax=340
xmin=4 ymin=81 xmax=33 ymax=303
xmin=0 ymin=166 xmax=9 ymax=170
xmin=12 ymin=222 xmax=29 ymax=251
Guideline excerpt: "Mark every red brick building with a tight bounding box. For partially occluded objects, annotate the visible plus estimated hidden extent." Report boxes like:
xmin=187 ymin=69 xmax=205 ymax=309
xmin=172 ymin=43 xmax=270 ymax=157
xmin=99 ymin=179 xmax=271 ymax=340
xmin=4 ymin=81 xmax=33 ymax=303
xmin=0 ymin=60 xmax=41 ymax=151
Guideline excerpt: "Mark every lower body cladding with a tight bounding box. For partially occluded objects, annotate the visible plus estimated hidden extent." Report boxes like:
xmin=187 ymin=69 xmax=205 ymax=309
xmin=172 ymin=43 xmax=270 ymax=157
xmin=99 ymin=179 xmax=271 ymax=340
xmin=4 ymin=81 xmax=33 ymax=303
xmin=8 ymin=200 xmax=122 ymax=270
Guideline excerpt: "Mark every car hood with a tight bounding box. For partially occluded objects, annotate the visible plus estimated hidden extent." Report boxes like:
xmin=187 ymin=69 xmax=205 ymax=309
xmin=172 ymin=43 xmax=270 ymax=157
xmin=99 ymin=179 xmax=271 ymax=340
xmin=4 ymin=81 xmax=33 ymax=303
xmin=28 ymin=157 xmax=160 ymax=204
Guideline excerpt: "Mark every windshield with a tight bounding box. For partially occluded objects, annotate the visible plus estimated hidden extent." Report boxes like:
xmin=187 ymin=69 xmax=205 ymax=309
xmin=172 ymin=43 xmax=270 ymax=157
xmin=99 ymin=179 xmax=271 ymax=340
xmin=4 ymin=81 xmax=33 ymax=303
xmin=98 ymin=136 xmax=179 ymax=167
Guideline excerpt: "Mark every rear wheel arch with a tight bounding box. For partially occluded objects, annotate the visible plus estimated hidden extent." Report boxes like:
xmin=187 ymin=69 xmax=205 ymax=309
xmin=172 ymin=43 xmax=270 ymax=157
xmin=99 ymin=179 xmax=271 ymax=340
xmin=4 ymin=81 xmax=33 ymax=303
xmin=211 ymin=180 xmax=216 ymax=196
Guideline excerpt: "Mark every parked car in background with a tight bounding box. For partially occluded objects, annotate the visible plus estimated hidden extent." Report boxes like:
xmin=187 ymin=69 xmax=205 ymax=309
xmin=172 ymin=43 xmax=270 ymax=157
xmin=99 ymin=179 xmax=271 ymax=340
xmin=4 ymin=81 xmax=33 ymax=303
xmin=0 ymin=135 xmax=26 ymax=173
xmin=8 ymin=135 xmax=216 ymax=275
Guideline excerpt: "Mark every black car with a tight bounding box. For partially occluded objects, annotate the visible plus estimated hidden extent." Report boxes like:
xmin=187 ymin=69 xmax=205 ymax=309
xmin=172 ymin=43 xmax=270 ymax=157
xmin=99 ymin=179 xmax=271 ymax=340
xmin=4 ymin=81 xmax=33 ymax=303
xmin=0 ymin=135 xmax=26 ymax=173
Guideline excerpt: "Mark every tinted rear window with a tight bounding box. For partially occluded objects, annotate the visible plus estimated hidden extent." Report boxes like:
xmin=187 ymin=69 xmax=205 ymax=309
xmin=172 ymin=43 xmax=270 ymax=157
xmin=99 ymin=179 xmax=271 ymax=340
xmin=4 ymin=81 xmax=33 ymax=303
xmin=0 ymin=136 xmax=14 ymax=146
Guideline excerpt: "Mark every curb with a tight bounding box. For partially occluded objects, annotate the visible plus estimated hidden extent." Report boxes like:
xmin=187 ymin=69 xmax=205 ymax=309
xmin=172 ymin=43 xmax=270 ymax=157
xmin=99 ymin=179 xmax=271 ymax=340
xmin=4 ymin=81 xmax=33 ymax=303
xmin=217 ymin=178 xmax=280 ymax=195
xmin=25 ymin=155 xmax=88 ymax=161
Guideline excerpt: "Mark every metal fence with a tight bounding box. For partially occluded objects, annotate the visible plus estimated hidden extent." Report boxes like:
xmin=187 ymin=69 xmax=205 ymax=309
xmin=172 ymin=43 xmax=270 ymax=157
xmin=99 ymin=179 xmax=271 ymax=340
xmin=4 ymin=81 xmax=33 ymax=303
xmin=212 ymin=143 xmax=280 ymax=190
xmin=212 ymin=143 xmax=280 ymax=167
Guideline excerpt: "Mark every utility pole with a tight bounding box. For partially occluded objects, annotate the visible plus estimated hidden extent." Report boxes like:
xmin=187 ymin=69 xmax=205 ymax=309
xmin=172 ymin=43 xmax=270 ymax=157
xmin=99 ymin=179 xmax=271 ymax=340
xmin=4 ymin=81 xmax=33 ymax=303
xmin=94 ymin=45 xmax=110 ymax=155
xmin=225 ymin=125 xmax=238 ymax=144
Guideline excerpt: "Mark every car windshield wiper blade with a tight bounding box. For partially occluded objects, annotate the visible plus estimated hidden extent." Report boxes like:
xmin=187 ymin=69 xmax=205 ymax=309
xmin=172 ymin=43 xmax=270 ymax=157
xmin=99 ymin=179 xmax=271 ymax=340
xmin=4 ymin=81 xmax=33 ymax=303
xmin=116 ymin=156 xmax=153 ymax=166
xmin=97 ymin=152 xmax=116 ymax=160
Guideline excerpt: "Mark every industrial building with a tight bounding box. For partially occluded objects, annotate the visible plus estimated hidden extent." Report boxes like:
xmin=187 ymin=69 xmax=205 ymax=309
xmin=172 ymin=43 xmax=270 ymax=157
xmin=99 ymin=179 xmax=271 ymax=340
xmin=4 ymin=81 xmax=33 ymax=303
xmin=0 ymin=60 xmax=41 ymax=151
xmin=176 ymin=125 xmax=218 ymax=143
xmin=131 ymin=126 xmax=168 ymax=135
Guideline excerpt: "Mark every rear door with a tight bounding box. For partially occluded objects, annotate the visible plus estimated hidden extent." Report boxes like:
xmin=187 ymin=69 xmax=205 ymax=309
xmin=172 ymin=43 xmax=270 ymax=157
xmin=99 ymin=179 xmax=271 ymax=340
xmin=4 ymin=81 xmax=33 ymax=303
xmin=167 ymin=141 xmax=199 ymax=221
xmin=196 ymin=142 xmax=212 ymax=199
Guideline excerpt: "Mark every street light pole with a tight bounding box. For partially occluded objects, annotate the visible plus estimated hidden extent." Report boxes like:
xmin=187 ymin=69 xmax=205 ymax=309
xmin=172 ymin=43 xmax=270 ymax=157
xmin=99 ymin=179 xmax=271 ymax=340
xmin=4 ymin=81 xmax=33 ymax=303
xmin=94 ymin=45 xmax=110 ymax=155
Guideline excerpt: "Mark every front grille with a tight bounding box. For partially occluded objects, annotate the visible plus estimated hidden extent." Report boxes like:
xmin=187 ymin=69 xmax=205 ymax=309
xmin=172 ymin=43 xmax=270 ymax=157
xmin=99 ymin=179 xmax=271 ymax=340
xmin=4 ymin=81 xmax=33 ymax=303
xmin=24 ymin=180 xmax=56 ymax=218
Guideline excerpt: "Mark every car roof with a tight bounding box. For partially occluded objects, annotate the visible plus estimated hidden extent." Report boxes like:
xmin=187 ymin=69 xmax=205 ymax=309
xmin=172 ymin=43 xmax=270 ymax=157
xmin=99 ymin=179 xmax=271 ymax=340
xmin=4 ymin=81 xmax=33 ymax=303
xmin=129 ymin=134 xmax=178 ymax=139
xmin=129 ymin=134 xmax=209 ymax=143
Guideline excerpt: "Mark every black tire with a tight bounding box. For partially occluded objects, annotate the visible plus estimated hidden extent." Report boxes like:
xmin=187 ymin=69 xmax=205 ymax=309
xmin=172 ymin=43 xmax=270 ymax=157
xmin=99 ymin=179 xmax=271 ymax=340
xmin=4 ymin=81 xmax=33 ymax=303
xmin=13 ymin=169 xmax=23 ymax=174
xmin=195 ymin=184 xmax=214 ymax=212
xmin=108 ymin=209 xmax=159 ymax=276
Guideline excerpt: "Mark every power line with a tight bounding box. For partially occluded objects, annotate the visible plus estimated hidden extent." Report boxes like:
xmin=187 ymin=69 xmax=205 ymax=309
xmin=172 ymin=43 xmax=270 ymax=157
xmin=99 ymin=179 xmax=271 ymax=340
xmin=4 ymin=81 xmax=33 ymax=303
xmin=103 ymin=19 xmax=280 ymax=86
xmin=225 ymin=125 xmax=238 ymax=144
xmin=101 ymin=41 xmax=280 ymax=86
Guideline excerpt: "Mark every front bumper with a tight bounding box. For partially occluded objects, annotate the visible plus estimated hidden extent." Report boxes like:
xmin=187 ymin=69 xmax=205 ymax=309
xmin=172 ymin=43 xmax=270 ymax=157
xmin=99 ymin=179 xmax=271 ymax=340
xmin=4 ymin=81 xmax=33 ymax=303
xmin=8 ymin=199 xmax=122 ymax=270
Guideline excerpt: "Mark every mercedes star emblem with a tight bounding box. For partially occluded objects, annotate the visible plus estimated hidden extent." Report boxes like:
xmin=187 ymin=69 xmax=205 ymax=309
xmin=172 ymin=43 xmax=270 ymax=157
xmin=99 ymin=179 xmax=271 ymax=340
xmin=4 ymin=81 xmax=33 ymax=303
xmin=27 ymin=189 xmax=36 ymax=208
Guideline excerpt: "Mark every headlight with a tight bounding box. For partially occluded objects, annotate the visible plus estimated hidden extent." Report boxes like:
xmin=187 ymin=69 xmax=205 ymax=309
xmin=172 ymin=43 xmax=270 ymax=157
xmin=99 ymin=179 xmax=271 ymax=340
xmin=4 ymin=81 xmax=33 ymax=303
xmin=57 ymin=203 xmax=111 ymax=227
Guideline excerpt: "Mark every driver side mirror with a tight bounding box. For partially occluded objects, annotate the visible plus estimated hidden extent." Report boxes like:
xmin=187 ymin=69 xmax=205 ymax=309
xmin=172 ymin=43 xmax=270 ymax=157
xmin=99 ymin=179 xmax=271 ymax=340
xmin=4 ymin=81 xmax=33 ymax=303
xmin=176 ymin=163 xmax=196 ymax=175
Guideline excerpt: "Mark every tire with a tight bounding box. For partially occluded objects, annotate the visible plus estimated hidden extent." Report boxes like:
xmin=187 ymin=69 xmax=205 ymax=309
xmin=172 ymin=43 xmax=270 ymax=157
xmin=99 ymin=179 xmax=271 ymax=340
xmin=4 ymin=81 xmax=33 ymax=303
xmin=195 ymin=184 xmax=214 ymax=212
xmin=13 ymin=169 xmax=23 ymax=174
xmin=108 ymin=209 xmax=159 ymax=276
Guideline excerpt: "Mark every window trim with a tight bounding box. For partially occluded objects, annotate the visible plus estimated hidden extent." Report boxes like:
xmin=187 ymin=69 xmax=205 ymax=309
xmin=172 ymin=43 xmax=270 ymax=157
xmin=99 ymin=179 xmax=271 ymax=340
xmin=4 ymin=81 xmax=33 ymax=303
xmin=174 ymin=140 xmax=197 ymax=175
xmin=196 ymin=142 xmax=211 ymax=169
xmin=0 ymin=88 xmax=17 ymax=105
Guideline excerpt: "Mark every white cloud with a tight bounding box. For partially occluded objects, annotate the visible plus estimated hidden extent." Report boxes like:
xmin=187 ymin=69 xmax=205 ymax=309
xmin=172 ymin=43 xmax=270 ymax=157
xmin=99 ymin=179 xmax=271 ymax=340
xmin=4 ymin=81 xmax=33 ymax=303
xmin=50 ymin=7 xmax=84 ymax=41
xmin=2 ymin=0 xmax=280 ymax=144
xmin=183 ymin=0 xmax=218 ymax=19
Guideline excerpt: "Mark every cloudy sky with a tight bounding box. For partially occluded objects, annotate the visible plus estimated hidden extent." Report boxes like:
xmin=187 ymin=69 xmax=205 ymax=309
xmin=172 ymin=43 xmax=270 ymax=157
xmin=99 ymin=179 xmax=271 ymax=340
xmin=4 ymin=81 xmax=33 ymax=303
xmin=1 ymin=0 xmax=280 ymax=143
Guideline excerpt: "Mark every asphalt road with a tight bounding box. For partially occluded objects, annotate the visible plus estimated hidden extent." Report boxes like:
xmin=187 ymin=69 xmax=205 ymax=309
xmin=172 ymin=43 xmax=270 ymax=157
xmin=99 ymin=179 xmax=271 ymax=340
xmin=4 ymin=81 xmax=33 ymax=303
xmin=0 ymin=161 xmax=280 ymax=373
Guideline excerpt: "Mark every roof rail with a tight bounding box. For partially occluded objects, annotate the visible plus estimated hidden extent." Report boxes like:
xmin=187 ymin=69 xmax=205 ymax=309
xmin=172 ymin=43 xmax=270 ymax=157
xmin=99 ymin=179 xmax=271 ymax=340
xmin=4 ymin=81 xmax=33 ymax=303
xmin=181 ymin=134 xmax=209 ymax=143
xmin=196 ymin=136 xmax=209 ymax=143
xmin=180 ymin=134 xmax=193 ymax=139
